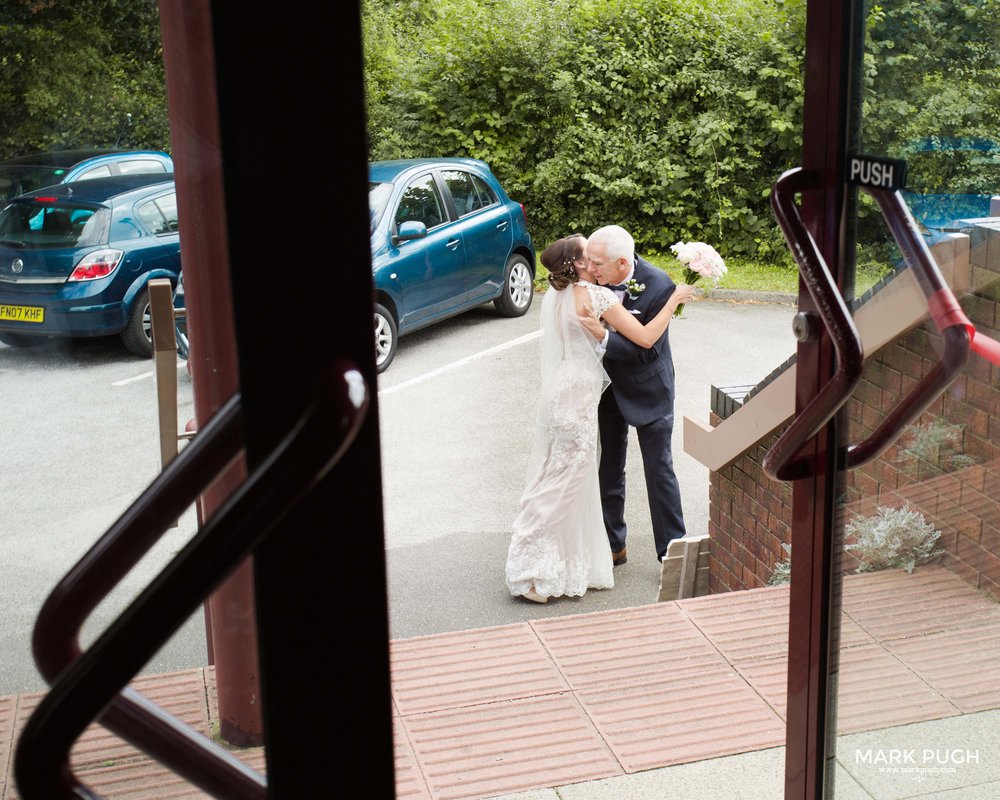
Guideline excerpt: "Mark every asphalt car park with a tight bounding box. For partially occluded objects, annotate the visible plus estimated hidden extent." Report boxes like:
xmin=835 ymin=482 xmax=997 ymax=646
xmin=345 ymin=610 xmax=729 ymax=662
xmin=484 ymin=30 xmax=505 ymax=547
xmin=0 ymin=290 xmax=798 ymax=693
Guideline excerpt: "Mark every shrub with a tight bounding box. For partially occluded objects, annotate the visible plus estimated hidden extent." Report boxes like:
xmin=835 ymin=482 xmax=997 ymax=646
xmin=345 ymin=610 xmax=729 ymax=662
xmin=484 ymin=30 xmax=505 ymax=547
xmin=894 ymin=418 xmax=977 ymax=479
xmin=767 ymin=543 xmax=792 ymax=586
xmin=364 ymin=0 xmax=805 ymax=258
xmin=843 ymin=504 xmax=944 ymax=574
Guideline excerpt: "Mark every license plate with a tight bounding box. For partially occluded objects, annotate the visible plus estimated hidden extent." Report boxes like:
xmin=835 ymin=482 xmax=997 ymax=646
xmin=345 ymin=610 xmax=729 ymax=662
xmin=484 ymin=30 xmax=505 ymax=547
xmin=0 ymin=304 xmax=45 ymax=323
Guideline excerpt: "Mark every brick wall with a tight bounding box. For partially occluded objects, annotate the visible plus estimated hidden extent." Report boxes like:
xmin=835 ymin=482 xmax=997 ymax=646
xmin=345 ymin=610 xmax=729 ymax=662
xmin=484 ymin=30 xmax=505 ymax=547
xmin=707 ymin=222 xmax=1000 ymax=601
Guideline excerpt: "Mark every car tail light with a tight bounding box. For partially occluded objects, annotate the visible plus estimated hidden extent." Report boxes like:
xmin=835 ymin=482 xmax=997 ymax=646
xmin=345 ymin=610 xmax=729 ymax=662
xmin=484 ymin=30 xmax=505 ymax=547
xmin=520 ymin=203 xmax=527 ymax=224
xmin=68 ymin=249 xmax=124 ymax=281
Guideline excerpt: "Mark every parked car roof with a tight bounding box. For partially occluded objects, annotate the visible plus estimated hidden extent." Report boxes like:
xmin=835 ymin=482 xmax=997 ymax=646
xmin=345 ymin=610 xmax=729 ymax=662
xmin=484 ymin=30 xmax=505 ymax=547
xmin=16 ymin=172 xmax=175 ymax=204
xmin=0 ymin=149 xmax=174 ymax=203
xmin=368 ymin=157 xmax=490 ymax=182
xmin=0 ymin=148 xmax=161 ymax=167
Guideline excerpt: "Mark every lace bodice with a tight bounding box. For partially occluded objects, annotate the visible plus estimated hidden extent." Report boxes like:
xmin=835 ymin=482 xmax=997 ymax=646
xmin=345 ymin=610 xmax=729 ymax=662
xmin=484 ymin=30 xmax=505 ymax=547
xmin=579 ymin=280 xmax=619 ymax=319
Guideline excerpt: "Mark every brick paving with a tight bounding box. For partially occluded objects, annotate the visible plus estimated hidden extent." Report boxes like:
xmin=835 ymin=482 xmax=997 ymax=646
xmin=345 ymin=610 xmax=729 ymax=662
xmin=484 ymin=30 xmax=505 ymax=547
xmin=1 ymin=563 xmax=997 ymax=800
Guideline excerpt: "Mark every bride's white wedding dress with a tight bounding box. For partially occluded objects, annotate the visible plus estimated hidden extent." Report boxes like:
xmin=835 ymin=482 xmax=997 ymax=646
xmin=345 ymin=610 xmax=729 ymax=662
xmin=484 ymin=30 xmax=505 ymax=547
xmin=505 ymin=281 xmax=618 ymax=599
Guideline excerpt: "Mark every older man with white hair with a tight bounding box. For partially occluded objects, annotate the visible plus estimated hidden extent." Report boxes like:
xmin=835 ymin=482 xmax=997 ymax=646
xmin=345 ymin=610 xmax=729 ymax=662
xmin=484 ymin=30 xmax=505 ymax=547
xmin=586 ymin=224 xmax=687 ymax=567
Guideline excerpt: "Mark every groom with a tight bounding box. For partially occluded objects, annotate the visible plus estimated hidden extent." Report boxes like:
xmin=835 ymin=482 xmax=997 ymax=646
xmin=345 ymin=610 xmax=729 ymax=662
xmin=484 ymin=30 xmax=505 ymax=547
xmin=587 ymin=224 xmax=686 ymax=565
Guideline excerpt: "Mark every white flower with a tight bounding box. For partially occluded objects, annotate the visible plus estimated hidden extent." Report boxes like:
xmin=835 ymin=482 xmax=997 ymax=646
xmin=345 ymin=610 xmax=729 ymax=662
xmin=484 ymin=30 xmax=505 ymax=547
xmin=625 ymin=278 xmax=646 ymax=299
xmin=670 ymin=240 xmax=727 ymax=283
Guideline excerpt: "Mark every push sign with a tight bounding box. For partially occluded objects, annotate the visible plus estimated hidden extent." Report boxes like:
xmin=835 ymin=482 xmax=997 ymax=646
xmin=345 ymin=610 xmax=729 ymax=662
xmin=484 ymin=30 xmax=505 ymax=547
xmin=847 ymin=155 xmax=907 ymax=191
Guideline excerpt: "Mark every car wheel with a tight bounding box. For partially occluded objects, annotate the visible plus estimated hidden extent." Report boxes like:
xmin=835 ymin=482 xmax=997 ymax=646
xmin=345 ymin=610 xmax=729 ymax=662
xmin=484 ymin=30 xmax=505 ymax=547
xmin=494 ymin=254 xmax=533 ymax=317
xmin=0 ymin=332 xmax=49 ymax=348
xmin=374 ymin=302 xmax=397 ymax=373
xmin=121 ymin=287 xmax=154 ymax=358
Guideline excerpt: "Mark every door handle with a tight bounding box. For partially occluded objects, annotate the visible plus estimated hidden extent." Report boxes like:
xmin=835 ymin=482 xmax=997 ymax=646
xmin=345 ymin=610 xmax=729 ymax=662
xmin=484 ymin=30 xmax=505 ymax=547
xmin=496 ymin=220 xmax=509 ymax=231
xmin=446 ymin=238 xmax=461 ymax=250
xmin=764 ymin=167 xmax=999 ymax=481
xmin=762 ymin=168 xmax=864 ymax=481
xmin=15 ymin=360 xmax=369 ymax=799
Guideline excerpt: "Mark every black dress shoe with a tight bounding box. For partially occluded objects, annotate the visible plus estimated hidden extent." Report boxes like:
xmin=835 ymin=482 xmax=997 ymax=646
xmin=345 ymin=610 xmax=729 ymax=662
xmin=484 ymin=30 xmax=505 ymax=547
xmin=612 ymin=547 xmax=627 ymax=566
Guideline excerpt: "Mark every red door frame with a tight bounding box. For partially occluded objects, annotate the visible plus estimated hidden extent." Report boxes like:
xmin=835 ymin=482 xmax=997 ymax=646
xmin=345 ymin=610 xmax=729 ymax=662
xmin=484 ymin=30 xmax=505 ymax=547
xmin=784 ymin=1 xmax=863 ymax=798
xmin=159 ymin=1 xmax=396 ymax=795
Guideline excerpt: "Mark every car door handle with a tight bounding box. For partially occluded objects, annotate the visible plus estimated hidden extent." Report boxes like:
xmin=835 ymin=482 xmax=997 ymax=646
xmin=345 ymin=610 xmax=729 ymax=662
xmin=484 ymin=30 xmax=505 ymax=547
xmin=445 ymin=238 xmax=461 ymax=250
xmin=496 ymin=220 xmax=509 ymax=231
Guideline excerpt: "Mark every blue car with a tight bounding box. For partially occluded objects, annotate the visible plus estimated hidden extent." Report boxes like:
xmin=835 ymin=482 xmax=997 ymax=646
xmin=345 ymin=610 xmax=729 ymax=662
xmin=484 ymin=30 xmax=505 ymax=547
xmin=0 ymin=173 xmax=180 ymax=357
xmin=0 ymin=148 xmax=174 ymax=204
xmin=369 ymin=158 xmax=535 ymax=372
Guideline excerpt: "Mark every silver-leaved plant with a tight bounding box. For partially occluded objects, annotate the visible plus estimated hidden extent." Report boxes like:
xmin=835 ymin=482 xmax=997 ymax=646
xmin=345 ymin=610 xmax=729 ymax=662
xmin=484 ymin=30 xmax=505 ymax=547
xmin=844 ymin=504 xmax=944 ymax=574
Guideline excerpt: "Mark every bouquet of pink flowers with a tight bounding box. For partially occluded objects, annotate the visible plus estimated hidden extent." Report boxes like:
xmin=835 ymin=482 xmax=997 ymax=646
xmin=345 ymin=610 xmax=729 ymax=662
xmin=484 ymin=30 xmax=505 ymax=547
xmin=669 ymin=240 xmax=727 ymax=317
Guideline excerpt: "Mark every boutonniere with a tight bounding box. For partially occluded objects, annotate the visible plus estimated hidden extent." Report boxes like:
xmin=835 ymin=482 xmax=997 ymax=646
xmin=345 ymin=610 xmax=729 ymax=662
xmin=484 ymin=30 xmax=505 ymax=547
xmin=625 ymin=278 xmax=646 ymax=300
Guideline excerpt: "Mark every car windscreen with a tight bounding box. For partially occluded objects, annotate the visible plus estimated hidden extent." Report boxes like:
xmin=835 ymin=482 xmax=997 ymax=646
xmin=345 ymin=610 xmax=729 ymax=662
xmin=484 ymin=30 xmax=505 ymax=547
xmin=0 ymin=165 xmax=70 ymax=202
xmin=369 ymin=181 xmax=394 ymax=233
xmin=0 ymin=201 xmax=109 ymax=249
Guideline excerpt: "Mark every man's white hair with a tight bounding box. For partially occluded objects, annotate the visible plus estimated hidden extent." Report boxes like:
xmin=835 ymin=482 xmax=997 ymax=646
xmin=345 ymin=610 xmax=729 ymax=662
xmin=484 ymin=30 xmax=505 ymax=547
xmin=590 ymin=225 xmax=634 ymax=262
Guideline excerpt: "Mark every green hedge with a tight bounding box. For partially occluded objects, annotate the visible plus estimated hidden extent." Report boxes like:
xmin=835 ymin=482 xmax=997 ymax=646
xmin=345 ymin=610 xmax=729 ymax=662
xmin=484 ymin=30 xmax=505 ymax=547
xmin=365 ymin=0 xmax=1000 ymax=268
xmin=365 ymin=0 xmax=806 ymax=261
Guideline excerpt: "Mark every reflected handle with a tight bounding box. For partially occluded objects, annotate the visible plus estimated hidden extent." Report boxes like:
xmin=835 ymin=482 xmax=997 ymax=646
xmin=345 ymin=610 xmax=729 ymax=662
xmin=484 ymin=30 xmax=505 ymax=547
xmin=842 ymin=188 xmax=973 ymax=468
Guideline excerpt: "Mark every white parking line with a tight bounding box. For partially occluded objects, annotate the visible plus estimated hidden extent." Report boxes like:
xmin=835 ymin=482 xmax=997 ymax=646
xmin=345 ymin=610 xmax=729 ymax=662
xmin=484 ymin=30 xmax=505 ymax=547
xmin=112 ymin=331 xmax=539 ymax=391
xmin=378 ymin=330 xmax=540 ymax=397
xmin=112 ymin=361 xmax=186 ymax=386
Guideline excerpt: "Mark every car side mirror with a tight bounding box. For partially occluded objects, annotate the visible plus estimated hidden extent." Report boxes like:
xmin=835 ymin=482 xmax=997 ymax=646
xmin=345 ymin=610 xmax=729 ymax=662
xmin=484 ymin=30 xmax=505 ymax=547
xmin=392 ymin=220 xmax=427 ymax=244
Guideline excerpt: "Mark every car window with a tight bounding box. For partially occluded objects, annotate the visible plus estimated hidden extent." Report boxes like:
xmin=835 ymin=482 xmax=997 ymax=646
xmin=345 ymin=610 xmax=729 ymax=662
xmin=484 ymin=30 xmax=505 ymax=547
xmin=136 ymin=191 xmax=179 ymax=234
xmin=0 ymin=203 xmax=107 ymax=248
xmin=0 ymin=166 xmax=65 ymax=201
xmin=470 ymin=174 xmax=498 ymax=208
xmin=75 ymin=165 xmax=114 ymax=181
xmin=369 ymin=181 xmax=393 ymax=232
xmin=394 ymin=174 xmax=445 ymax=230
xmin=118 ymin=159 xmax=169 ymax=175
xmin=441 ymin=170 xmax=480 ymax=217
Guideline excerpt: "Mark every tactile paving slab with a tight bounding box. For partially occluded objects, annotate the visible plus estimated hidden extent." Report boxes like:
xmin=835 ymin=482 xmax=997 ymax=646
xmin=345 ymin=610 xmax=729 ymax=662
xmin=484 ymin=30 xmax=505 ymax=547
xmin=390 ymin=624 xmax=568 ymax=716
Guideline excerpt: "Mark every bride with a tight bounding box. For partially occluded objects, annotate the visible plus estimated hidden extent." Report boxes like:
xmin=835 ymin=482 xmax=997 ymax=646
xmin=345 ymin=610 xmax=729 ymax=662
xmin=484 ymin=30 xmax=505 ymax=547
xmin=505 ymin=233 xmax=694 ymax=603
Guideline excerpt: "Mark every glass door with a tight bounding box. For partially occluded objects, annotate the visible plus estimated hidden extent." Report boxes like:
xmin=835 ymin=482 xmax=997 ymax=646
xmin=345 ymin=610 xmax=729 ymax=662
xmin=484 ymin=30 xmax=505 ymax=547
xmin=784 ymin=1 xmax=1000 ymax=798
xmin=830 ymin=1 xmax=1000 ymax=798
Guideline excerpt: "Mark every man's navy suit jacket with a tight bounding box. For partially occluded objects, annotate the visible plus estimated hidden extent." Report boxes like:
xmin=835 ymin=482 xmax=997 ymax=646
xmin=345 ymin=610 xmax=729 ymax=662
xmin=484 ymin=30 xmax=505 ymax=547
xmin=600 ymin=255 xmax=678 ymax=427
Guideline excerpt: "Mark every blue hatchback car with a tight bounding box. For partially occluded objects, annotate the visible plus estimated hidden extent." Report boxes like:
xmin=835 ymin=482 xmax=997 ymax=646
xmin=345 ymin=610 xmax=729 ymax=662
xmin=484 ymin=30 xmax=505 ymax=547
xmin=369 ymin=158 xmax=535 ymax=372
xmin=0 ymin=173 xmax=180 ymax=357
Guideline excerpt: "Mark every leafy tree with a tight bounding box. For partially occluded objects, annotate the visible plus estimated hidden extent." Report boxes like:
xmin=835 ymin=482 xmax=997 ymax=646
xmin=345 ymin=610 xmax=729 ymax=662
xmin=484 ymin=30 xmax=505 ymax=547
xmin=0 ymin=0 xmax=169 ymax=160
xmin=363 ymin=0 xmax=806 ymax=259
xmin=853 ymin=0 xmax=1000 ymax=255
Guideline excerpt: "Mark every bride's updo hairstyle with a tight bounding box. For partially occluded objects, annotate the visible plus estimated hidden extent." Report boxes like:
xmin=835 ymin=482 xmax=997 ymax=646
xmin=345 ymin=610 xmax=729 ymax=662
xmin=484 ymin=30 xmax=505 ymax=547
xmin=541 ymin=233 xmax=587 ymax=291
